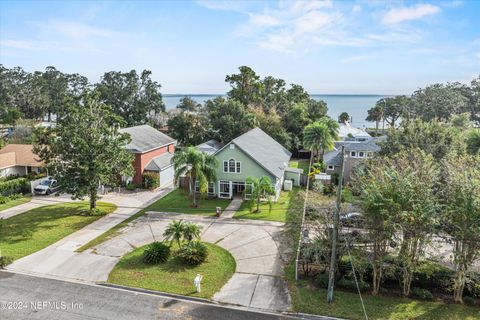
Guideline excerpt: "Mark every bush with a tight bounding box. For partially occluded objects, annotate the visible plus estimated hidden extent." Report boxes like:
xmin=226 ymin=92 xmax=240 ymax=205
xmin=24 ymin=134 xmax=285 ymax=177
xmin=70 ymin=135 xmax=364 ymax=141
xmin=341 ymin=188 xmax=353 ymax=203
xmin=125 ymin=183 xmax=136 ymax=191
xmin=338 ymin=278 xmax=371 ymax=292
xmin=411 ymin=287 xmax=434 ymax=301
xmin=178 ymin=241 xmax=208 ymax=265
xmin=316 ymin=273 xmax=330 ymax=289
xmin=0 ymin=256 xmax=13 ymax=269
xmin=0 ymin=178 xmax=28 ymax=196
xmin=465 ymin=272 xmax=480 ymax=298
xmin=0 ymin=193 xmax=23 ymax=204
xmin=142 ymin=242 xmax=171 ymax=264
xmin=463 ymin=296 xmax=476 ymax=306
xmin=142 ymin=172 xmax=160 ymax=190
xmin=413 ymin=260 xmax=454 ymax=293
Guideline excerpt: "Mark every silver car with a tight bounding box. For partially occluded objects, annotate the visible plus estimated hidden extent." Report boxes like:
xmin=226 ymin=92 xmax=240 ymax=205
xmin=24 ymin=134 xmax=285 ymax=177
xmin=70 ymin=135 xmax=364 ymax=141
xmin=34 ymin=179 xmax=60 ymax=195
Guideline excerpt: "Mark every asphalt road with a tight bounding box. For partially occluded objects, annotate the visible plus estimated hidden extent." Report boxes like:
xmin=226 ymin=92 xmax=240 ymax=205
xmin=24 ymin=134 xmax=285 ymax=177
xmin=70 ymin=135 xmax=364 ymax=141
xmin=0 ymin=271 xmax=313 ymax=320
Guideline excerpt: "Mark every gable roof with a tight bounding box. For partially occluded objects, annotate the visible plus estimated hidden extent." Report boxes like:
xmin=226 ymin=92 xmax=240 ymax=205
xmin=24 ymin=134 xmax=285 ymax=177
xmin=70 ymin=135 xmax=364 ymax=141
xmin=196 ymin=139 xmax=223 ymax=155
xmin=119 ymin=125 xmax=176 ymax=153
xmin=0 ymin=144 xmax=43 ymax=169
xmin=144 ymin=152 xmax=174 ymax=171
xmin=216 ymin=127 xmax=292 ymax=179
xmin=324 ymin=138 xmax=382 ymax=166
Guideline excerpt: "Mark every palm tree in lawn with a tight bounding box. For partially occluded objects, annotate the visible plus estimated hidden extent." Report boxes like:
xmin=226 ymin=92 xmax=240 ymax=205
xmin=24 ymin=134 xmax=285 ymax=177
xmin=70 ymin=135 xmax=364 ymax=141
xmin=163 ymin=220 xmax=186 ymax=247
xmin=183 ymin=222 xmax=202 ymax=243
xmin=303 ymin=119 xmax=338 ymax=162
xmin=173 ymin=146 xmax=218 ymax=207
xmin=246 ymin=176 xmax=275 ymax=213
xmin=466 ymin=129 xmax=480 ymax=155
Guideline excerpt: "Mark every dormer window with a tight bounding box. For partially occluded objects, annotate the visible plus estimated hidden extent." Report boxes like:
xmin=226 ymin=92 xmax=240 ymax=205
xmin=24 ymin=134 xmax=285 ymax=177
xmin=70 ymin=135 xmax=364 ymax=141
xmin=351 ymin=151 xmax=356 ymax=158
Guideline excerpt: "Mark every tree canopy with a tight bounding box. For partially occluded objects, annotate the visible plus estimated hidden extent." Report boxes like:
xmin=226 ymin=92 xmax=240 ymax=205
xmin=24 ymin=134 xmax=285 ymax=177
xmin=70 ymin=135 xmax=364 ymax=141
xmin=33 ymin=92 xmax=134 ymax=210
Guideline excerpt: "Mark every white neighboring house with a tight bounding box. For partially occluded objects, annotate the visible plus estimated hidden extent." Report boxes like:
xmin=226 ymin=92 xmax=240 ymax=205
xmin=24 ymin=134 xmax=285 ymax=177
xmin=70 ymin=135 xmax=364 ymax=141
xmin=338 ymin=121 xmax=372 ymax=142
xmin=0 ymin=144 xmax=45 ymax=178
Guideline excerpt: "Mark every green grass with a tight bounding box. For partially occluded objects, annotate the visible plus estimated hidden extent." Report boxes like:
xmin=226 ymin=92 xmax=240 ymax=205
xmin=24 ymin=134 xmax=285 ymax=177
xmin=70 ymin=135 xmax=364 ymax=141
xmin=146 ymin=189 xmax=230 ymax=215
xmin=77 ymin=189 xmax=230 ymax=252
xmin=0 ymin=195 xmax=31 ymax=212
xmin=286 ymin=265 xmax=480 ymax=320
xmin=289 ymin=159 xmax=309 ymax=174
xmin=108 ymin=242 xmax=236 ymax=299
xmin=0 ymin=201 xmax=116 ymax=261
xmin=233 ymin=188 xmax=300 ymax=222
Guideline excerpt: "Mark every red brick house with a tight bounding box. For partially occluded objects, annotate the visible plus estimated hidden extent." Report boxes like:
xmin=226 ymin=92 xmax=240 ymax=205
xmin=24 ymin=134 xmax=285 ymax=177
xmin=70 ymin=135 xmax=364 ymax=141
xmin=119 ymin=125 xmax=176 ymax=187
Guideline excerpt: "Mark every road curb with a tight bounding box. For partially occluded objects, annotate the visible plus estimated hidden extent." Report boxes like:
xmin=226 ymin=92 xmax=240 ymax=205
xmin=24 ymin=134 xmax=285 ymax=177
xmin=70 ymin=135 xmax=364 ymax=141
xmin=96 ymin=282 xmax=214 ymax=304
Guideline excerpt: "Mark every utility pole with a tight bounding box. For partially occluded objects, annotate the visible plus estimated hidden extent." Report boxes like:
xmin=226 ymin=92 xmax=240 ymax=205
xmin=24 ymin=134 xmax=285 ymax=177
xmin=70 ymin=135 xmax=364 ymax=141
xmin=327 ymin=146 xmax=345 ymax=304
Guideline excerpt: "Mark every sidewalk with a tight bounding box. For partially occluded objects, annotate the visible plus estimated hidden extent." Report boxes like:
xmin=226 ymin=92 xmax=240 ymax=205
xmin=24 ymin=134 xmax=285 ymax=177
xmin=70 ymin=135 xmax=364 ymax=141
xmin=7 ymin=187 xmax=173 ymax=282
xmin=221 ymin=198 xmax=243 ymax=218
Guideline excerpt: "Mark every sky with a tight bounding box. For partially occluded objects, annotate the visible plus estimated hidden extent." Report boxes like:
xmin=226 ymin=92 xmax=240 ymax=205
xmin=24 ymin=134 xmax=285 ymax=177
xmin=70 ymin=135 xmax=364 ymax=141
xmin=0 ymin=0 xmax=479 ymax=95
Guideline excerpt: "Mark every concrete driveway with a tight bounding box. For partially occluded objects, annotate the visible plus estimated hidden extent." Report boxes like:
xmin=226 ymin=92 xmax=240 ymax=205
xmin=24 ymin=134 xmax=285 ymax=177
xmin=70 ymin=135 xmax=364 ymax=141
xmin=7 ymin=187 xmax=173 ymax=282
xmin=89 ymin=212 xmax=293 ymax=312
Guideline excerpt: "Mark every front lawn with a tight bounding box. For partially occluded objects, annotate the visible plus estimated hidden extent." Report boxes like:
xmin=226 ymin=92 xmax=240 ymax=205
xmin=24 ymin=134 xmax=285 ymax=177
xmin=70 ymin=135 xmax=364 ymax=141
xmin=0 ymin=195 xmax=31 ymax=212
xmin=108 ymin=242 xmax=236 ymax=299
xmin=233 ymin=188 xmax=300 ymax=222
xmin=0 ymin=201 xmax=116 ymax=261
xmin=147 ymin=189 xmax=230 ymax=215
xmin=286 ymin=266 xmax=480 ymax=320
xmin=289 ymin=159 xmax=310 ymax=174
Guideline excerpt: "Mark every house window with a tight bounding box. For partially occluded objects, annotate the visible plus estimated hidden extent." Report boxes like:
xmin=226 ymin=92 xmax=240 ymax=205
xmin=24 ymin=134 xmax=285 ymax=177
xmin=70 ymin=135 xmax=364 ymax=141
xmin=236 ymin=161 xmax=241 ymax=173
xmin=223 ymin=161 xmax=228 ymax=173
xmin=350 ymin=151 xmax=356 ymax=158
xmin=359 ymin=151 xmax=365 ymax=158
xmin=219 ymin=180 xmax=230 ymax=198
xmin=195 ymin=181 xmax=199 ymax=193
xmin=224 ymin=158 xmax=241 ymax=174
xmin=208 ymin=182 xmax=215 ymax=195
xmin=327 ymin=165 xmax=334 ymax=170
xmin=229 ymin=159 xmax=236 ymax=172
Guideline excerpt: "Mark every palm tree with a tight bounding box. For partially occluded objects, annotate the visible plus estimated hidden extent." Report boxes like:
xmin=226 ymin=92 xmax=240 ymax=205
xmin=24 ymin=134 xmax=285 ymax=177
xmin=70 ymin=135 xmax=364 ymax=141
xmin=319 ymin=116 xmax=340 ymax=140
xmin=183 ymin=222 xmax=202 ymax=243
xmin=338 ymin=112 xmax=350 ymax=124
xmin=466 ymin=129 xmax=480 ymax=155
xmin=173 ymin=146 xmax=218 ymax=207
xmin=303 ymin=119 xmax=338 ymax=161
xmin=163 ymin=220 xmax=185 ymax=247
xmin=246 ymin=176 xmax=275 ymax=213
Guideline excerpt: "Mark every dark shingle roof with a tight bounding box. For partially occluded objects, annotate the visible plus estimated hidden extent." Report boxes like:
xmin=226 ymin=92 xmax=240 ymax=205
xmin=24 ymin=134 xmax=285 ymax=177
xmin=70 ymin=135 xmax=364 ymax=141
xmin=144 ymin=152 xmax=174 ymax=171
xmin=324 ymin=138 xmax=381 ymax=166
xmin=227 ymin=127 xmax=292 ymax=179
xmin=196 ymin=139 xmax=223 ymax=155
xmin=119 ymin=125 xmax=175 ymax=153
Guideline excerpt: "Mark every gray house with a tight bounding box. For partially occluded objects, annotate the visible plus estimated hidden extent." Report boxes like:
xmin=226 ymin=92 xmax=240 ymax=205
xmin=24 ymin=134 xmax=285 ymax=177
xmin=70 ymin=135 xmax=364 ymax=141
xmin=196 ymin=128 xmax=293 ymax=200
xmin=324 ymin=138 xmax=382 ymax=182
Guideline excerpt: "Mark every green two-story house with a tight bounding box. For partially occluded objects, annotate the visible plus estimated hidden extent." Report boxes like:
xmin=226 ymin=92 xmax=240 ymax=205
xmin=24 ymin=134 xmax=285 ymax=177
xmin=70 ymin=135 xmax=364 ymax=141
xmin=196 ymin=127 xmax=294 ymax=200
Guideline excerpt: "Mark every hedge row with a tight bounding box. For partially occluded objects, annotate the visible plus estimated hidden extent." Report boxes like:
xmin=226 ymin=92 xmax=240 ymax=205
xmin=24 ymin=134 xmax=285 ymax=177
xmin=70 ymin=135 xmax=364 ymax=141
xmin=0 ymin=178 xmax=29 ymax=196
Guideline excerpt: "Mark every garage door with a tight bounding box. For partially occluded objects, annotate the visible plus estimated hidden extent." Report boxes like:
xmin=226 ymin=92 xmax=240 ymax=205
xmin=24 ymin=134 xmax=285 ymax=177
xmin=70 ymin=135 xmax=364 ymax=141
xmin=159 ymin=165 xmax=174 ymax=187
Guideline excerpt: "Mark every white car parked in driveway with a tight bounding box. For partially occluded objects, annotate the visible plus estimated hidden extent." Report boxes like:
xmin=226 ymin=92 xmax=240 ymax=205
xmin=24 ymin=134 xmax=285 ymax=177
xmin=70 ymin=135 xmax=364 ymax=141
xmin=34 ymin=178 xmax=60 ymax=195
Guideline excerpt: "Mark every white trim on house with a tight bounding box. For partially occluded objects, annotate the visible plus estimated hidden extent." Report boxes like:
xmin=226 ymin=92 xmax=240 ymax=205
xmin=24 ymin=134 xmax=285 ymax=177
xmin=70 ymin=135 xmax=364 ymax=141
xmin=223 ymin=158 xmax=241 ymax=174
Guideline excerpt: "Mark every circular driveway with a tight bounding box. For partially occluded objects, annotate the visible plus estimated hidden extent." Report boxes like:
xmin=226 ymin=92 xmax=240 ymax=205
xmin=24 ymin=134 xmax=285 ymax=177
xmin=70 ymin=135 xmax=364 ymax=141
xmin=92 ymin=211 xmax=293 ymax=311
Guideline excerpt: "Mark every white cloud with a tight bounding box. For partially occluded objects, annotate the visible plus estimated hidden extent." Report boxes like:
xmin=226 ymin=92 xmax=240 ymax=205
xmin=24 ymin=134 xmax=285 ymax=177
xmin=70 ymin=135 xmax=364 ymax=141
xmin=352 ymin=5 xmax=361 ymax=13
xmin=382 ymin=4 xmax=440 ymax=25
